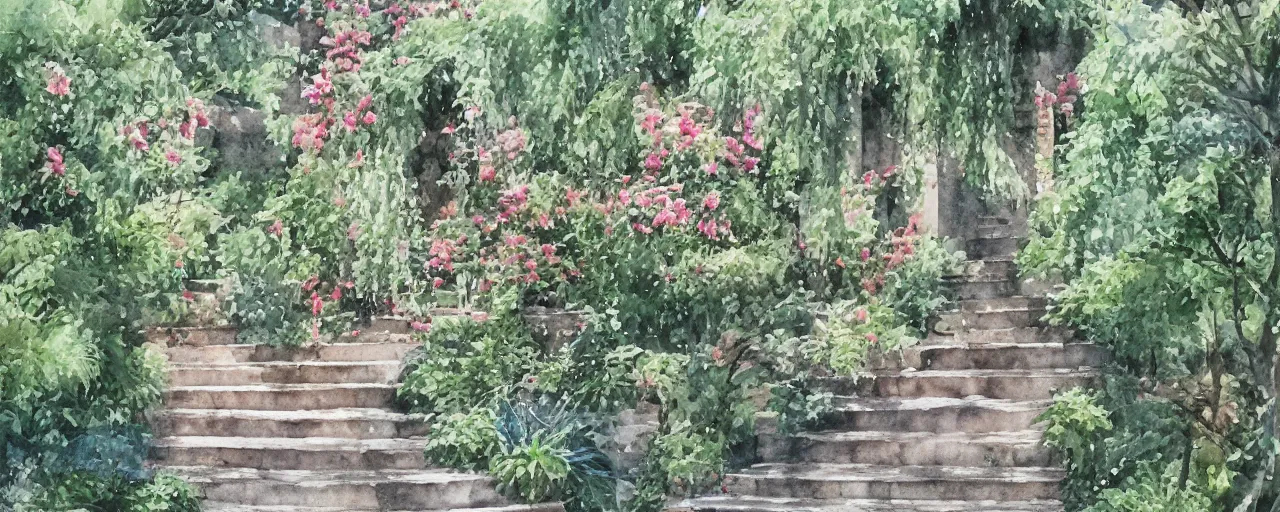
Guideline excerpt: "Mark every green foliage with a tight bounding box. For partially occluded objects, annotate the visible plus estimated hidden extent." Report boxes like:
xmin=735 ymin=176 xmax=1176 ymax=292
xmin=491 ymin=434 xmax=573 ymax=504
xmin=424 ymin=408 xmax=501 ymax=471
xmin=1082 ymin=464 xmax=1213 ymax=512
xmin=398 ymin=313 xmax=540 ymax=415
xmin=1020 ymin=1 xmax=1280 ymax=508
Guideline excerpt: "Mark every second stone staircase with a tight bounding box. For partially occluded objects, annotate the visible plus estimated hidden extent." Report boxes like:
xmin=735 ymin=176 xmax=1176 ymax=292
xmin=146 ymin=315 xmax=563 ymax=512
xmin=674 ymin=216 xmax=1105 ymax=512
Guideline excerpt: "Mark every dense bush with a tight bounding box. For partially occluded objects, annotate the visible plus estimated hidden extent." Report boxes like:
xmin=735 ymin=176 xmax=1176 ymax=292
xmin=1021 ymin=1 xmax=1280 ymax=509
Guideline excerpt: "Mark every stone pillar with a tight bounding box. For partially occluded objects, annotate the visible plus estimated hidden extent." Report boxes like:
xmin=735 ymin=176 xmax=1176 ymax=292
xmin=920 ymin=159 xmax=940 ymax=235
xmin=1034 ymin=82 xmax=1056 ymax=197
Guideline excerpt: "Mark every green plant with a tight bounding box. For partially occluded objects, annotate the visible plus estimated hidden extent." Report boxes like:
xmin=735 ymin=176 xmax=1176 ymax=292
xmin=491 ymin=433 xmax=573 ymax=504
xmin=397 ymin=313 xmax=540 ymax=415
xmin=424 ymin=408 xmax=501 ymax=472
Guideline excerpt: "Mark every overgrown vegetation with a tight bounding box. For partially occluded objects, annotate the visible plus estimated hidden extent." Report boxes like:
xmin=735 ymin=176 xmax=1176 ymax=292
xmin=18 ymin=0 xmax=1268 ymax=510
xmin=1022 ymin=0 xmax=1280 ymax=510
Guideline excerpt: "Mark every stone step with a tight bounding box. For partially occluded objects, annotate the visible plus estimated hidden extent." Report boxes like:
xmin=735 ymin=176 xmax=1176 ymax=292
xmin=825 ymin=369 xmax=1094 ymax=400
xmin=921 ymin=327 xmax=1073 ymax=347
xmin=170 ymin=466 xmax=508 ymax=510
xmin=165 ymin=383 xmax=396 ymax=411
xmin=168 ymin=361 xmax=402 ymax=386
xmin=153 ymin=408 xmax=429 ymax=439
xmin=203 ymin=504 xmax=565 ymax=512
xmin=943 ymin=279 xmax=1019 ymax=301
xmin=917 ymin=343 xmax=1107 ymax=371
xmin=757 ymin=430 xmax=1051 ymax=467
xmin=725 ymin=463 xmax=1063 ymax=501
xmin=958 ymin=297 xmax=1046 ymax=312
xmin=148 ymin=326 xmax=239 ymax=347
xmin=164 ymin=342 xmax=418 ymax=364
xmin=966 ymin=237 xmax=1020 ymax=260
xmin=827 ymin=397 xmax=1051 ymax=433
xmin=936 ymin=308 xmax=1045 ymax=332
xmin=153 ymin=436 xmax=426 ymax=470
xmin=977 ymin=216 xmax=1012 ymax=227
xmin=948 ymin=260 xmax=1017 ymax=281
xmin=977 ymin=224 xmax=1022 ymax=239
xmin=672 ymin=496 xmax=1064 ymax=511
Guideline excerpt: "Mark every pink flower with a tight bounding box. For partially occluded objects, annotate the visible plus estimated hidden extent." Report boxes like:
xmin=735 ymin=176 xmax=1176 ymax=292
xmin=854 ymin=308 xmax=868 ymax=323
xmin=866 ymin=333 xmax=878 ymax=344
xmin=182 ymin=289 xmax=195 ymax=302
xmin=742 ymin=157 xmax=759 ymax=172
xmin=697 ymin=218 xmax=719 ymax=240
xmin=343 ymin=111 xmax=358 ymax=132
xmin=46 ymin=72 xmax=70 ymax=97
xmin=619 ymin=189 xmax=632 ymax=205
xmin=46 ymin=147 xmax=65 ymax=176
xmin=411 ymin=320 xmax=431 ymax=332
xmin=130 ymin=133 xmax=150 ymax=152
xmin=479 ymin=166 xmax=496 ymax=182
xmin=863 ymin=171 xmax=876 ymax=187
xmin=362 ymin=111 xmax=377 ymax=125
xmin=310 ymin=291 xmax=324 ymax=316
xmin=351 ymin=330 xmax=361 ymax=336
xmin=703 ymin=191 xmax=720 ymax=210
xmin=165 ymin=149 xmax=182 ymax=166
xmin=268 ymin=219 xmax=284 ymax=237
xmin=470 ymin=311 xmax=489 ymax=322
xmin=433 ymin=277 xmax=445 ymax=288
xmin=347 ymin=222 xmax=362 ymax=241
xmin=525 ymin=259 xmax=538 ymax=270
xmin=835 ymin=257 xmax=845 ymax=268
xmin=643 ymin=152 xmax=663 ymax=170
xmin=349 ymin=149 xmax=365 ymax=168
xmin=179 ymin=121 xmax=195 ymax=140
xmin=705 ymin=161 xmax=718 ymax=175
xmin=860 ymin=247 xmax=871 ymax=262
xmin=330 ymin=287 xmax=343 ymax=301
xmin=441 ymin=124 xmax=456 ymax=134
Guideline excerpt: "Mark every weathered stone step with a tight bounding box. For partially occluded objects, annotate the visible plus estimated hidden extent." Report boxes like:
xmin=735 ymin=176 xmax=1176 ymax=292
xmin=757 ymin=430 xmax=1050 ymax=467
xmin=726 ymin=463 xmax=1063 ymax=501
xmin=165 ymin=383 xmax=396 ymax=411
xmin=937 ymin=306 xmax=1046 ymax=332
xmin=967 ymin=237 xmax=1020 ymax=260
xmin=827 ymin=397 xmax=1051 ymax=433
xmin=943 ymin=278 xmax=1019 ymax=301
xmin=958 ymin=296 xmax=1046 ymax=312
xmin=918 ymin=343 xmax=1107 ymax=371
xmin=976 ymin=224 xmax=1020 ymax=239
xmin=165 ymin=342 xmax=418 ymax=364
xmin=824 ymin=369 xmax=1094 ymax=400
xmin=921 ymin=327 xmax=1072 ymax=347
xmin=672 ymin=496 xmax=1063 ymax=512
xmin=947 ymin=259 xmax=1017 ymax=281
xmin=148 ymin=326 xmax=239 ymax=347
xmin=170 ymin=466 xmax=508 ymax=510
xmin=153 ymin=436 xmax=425 ymax=470
xmin=153 ymin=408 xmax=429 ymax=439
xmin=203 ymin=504 xmax=565 ymax=512
xmin=169 ymin=361 xmax=402 ymax=386
xmin=977 ymin=216 xmax=1012 ymax=227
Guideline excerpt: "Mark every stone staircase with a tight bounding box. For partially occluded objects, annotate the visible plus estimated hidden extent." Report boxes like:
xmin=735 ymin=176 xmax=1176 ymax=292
xmin=146 ymin=309 xmax=564 ymax=512
xmin=673 ymin=215 xmax=1106 ymax=512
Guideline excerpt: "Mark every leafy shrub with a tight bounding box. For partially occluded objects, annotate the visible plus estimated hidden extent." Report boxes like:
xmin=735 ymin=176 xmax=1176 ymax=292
xmin=424 ymin=408 xmax=500 ymax=472
xmin=1082 ymin=464 xmax=1212 ymax=512
xmin=491 ymin=434 xmax=573 ymax=504
xmin=493 ymin=400 xmax=616 ymax=512
xmin=397 ymin=313 xmax=540 ymax=415
xmin=881 ymin=234 xmax=962 ymax=336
